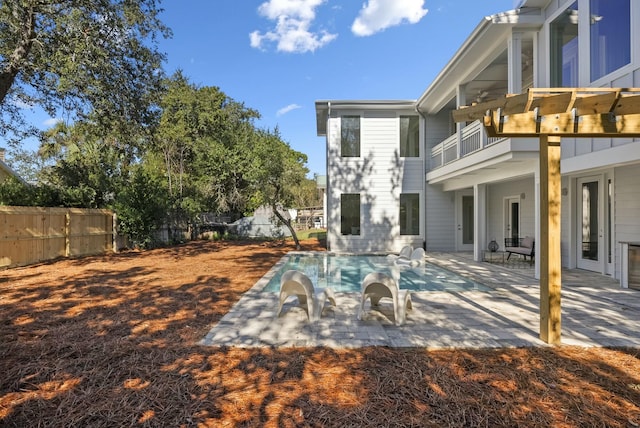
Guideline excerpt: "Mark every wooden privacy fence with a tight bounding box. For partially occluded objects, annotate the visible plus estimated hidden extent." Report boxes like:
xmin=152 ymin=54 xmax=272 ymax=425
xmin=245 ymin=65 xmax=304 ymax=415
xmin=0 ymin=206 xmax=115 ymax=268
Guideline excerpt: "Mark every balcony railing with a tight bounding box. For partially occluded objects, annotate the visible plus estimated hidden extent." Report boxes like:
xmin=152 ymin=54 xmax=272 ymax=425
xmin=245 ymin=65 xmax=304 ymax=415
xmin=430 ymin=120 xmax=506 ymax=169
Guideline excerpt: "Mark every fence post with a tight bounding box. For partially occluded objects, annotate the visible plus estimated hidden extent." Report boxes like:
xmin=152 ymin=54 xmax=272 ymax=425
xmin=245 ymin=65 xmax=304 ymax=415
xmin=65 ymin=211 xmax=71 ymax=257
xmin=112 ymin=212 xmax=117 ymax=253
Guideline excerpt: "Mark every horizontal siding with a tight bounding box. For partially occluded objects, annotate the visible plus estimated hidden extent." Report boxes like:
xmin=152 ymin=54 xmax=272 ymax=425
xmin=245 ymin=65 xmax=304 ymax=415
xmin=486 ymin=178 xmax=535 ymax=247
xmin=425 ymin=184 xmax=454 ymax=251
xmin=615 ymin=165 xmax=640 ymax=240
xmin=327 ymin=113 xmax=424 ymax=253
xmin=615 ymin=164 xmax=640 ymax=279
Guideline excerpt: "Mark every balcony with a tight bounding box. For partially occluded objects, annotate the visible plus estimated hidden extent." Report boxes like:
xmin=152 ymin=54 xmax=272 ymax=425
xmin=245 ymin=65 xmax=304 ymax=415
xmin=431 ymin=120 xmax=507 ymax=170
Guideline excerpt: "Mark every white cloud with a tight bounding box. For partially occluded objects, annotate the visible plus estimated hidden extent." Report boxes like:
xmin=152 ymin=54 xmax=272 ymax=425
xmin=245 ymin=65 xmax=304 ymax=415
xmin=43 ymin=118 xmax=62 ymax=127
xmin=277 ymin=103 xmax=302 ymax=116
xmin=250 ymin=0 xmax=337 ymax=53
xmin=351 ymin=0 xmax=428 ymax=37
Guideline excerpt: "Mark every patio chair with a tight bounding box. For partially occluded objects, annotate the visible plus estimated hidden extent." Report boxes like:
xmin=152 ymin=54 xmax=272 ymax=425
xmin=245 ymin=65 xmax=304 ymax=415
xmin=358 ymin=272 xmax=412 ymax=326
xmin=276 ymin=270 xmax=336 ymax=322
xmin=386 ymin=245 xmax=413 ymax=260
xmin=395 ymin=247 xmax=425 ymax=267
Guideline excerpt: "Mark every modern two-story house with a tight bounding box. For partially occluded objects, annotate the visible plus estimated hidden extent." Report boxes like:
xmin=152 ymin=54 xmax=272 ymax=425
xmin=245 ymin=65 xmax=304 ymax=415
xmin=316 ymin=0 xmax=640 ymax=283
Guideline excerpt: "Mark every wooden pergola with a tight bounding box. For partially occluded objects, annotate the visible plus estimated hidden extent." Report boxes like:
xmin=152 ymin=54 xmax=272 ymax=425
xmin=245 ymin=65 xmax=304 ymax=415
xmin=453 ymin=88 xmax=640 ymax=344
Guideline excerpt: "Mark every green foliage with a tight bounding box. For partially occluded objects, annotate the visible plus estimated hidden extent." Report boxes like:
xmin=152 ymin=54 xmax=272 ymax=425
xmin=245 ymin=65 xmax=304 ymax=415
xmin=38 ymin=123 xmax=126 ymax=208
xmin=244 ymin=128 xmax=310 ymax=249
xmin=113 ymin=166 xmax=168 ymax=249
xmin=1 ymin=70 xmax=314 ymax=248
xmin=153 ymin=72 xmax=260 ymax=219
xmin=0 ymin=0 xmax=171 ymax=144
xmin=0 ymin=176 xmax=95 ymax=207
xmin=246 ymin=128 xmax=309 ymax=210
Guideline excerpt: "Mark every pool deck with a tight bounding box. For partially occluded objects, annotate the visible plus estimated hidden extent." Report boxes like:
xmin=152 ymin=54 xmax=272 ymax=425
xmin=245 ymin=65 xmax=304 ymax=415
xmin=200 ymin=252 xmax=640 ymax=349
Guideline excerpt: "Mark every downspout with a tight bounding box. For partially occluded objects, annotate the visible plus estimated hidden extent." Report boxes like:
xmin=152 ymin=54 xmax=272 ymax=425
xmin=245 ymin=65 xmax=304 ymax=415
xmin=325 ymin=102 xmax=331 ymax=252
xmin=415 ymin=104 xmax=427 ymax=251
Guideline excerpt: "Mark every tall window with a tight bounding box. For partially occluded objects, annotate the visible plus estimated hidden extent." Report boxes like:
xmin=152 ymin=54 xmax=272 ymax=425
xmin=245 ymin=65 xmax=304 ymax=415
xmin=400 ymin=194 xmax=420 ymax=235
xmin=341 ymin=194 xmax=360 ymax=235
xmin=590 ymin=0 xmax=630 ymax=81
xmin=341 ymin=116 xmax=360 ymax=157
xmin=399 ymin=116 xmax=419 ymax=157
xmin=550 ymin=2 xmax=579 ymax=87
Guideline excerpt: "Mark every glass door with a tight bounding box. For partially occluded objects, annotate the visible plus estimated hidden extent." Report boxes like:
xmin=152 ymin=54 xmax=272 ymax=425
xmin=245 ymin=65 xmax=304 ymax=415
xmin=577 ymin=176 xmax=603 ymax=272
xmin=456 ymin=191 xmax=474 ymax=251
xmin=504 ymin=197 xmax=520 ymax=242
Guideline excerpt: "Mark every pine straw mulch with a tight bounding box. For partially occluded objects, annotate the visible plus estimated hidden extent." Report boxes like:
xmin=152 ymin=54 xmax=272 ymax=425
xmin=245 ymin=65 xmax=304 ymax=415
xmin=1 ymin=239 xmax=640 ymax=427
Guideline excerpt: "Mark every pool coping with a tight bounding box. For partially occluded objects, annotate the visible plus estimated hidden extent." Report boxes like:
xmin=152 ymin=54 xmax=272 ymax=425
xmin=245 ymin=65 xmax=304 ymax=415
xmin=200 ymin=251 xmax=640 ymax=349
xmin=253 ymin=251 xmax=492 ymax=294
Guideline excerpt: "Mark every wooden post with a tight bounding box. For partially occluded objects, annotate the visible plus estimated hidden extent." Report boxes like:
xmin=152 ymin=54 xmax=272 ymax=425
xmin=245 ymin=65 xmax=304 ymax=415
xmin=539 ymin=135 xmax=562 ymax=344
xmin=65 ymin=211 xmax=71 ymax=257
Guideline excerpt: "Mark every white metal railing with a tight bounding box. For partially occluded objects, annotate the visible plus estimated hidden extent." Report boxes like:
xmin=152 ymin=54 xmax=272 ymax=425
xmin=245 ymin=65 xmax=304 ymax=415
xmin=430 ymin=120 xmax=508 ymax=169
xmin=460 ymin=120 xmax=483 ymax=156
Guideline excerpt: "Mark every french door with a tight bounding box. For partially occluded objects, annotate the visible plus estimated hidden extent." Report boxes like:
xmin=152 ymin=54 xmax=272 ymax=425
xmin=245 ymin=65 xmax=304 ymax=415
xmin=576 ymin=176 xmax=604 ymax=272
xmin=504 ymin=197 xmax=520 ymax=242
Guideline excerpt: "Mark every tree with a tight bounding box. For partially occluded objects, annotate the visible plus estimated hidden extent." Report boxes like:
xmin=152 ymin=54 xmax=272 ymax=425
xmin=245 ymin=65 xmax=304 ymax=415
xmin=38 ymin=122 xmax=125 ymax=208
xmin=246 ymin=128 xmax=309 ymax=250
xmin=0 ymin=0 xmax=170 ymax=145
xmin=114 ymin=165 xmax=168 ymax=248
xmin=154 ymin=72 xmax=260 ymax=220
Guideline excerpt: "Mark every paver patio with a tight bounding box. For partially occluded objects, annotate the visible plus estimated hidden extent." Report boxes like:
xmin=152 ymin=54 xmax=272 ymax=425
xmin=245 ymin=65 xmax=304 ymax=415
xmin=201 ymin=252 xmax=640 ymax=349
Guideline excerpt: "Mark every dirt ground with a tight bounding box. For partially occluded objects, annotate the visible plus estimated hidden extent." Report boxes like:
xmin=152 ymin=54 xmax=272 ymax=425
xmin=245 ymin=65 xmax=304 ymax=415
xmin=1 ymin=238 xmax=640 ymax=427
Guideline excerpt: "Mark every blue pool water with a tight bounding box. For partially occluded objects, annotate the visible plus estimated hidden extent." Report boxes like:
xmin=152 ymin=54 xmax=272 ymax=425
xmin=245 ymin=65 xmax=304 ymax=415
xmin=261 ymin=253 xmax=490 ymax=293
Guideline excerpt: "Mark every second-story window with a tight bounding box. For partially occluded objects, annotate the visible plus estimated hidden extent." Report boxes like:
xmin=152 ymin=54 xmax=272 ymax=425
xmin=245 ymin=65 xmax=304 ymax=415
xmin=399 ymin=116 xmax=419 ymax=157
xmin=550 ymin=2 xmax=579 ymax=87
xmin=341 ymin=116 xmax=360 ymax=157
xmin=590 ymin=0 xmax=630 ymax=82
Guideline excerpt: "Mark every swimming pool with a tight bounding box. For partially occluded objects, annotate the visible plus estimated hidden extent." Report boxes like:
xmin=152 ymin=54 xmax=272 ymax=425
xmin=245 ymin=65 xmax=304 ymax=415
xmin=261 ymin=253 xmax=490 ymax=293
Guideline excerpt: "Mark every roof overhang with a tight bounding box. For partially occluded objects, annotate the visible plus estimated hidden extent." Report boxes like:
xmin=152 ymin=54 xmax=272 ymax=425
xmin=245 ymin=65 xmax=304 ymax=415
xmin=416 ymin=7 xmax=544 ymax=115
xmin=315 ymin=100 xmax=416 ymax=136
xmin=0 ymin=159 xmax=27 ymax=185
xmin=516 ymin=0 xmax=552 ymax=8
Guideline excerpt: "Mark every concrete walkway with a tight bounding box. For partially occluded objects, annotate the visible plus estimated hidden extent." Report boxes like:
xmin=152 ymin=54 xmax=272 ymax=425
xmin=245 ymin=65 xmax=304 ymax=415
xmin=200 ymin=252 xmax=640 ymax=349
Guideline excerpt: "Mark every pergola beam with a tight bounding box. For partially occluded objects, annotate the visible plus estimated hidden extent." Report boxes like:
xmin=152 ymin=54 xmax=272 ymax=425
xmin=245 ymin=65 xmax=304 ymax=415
xmin=484 ymin=111 xmax=640 ymax=138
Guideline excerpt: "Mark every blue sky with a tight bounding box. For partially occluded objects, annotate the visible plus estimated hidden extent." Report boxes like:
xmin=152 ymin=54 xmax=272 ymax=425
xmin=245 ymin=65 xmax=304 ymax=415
xmin=15 ymin=0 xmax=517 ymax=177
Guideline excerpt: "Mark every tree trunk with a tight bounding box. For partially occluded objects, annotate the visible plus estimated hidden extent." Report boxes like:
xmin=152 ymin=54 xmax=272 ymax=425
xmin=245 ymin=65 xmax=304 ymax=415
xmin=0 ymin=6 xmax=36 ymax=106
xmin=271 ymin=203 xmax=301 ymax=250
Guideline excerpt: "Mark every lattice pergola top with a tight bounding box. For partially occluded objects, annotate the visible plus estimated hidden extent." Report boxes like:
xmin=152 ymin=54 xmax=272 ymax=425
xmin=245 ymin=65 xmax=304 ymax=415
xmin=452 ymin=88 xmax=640 ymax=138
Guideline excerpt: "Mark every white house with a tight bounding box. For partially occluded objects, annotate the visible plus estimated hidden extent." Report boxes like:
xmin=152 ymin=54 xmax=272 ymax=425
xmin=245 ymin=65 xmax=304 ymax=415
xmin=0 ymin=148 xmax=26 ymax=184
xmin=315 ymin=100 xmax=424 ymax=254
xmin=316 ymin=0 xmax=640 ymax=284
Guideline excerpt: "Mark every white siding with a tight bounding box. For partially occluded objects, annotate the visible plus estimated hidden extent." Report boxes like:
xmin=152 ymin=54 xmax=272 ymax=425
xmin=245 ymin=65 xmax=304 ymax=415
xmin=486 ymin=178 xmax=536 ymax=250
xmin=425 ymin=112 xmax=456 ymax=250
xmin=614 ymin=164 xmax=640 ymax=279
xmin=327 ymin=110 xmax=424 ymax=253
xmin=560 ymin=176 xmax=572 ymax=268
xmin=425 ymin=184 xmax=455 ymax=251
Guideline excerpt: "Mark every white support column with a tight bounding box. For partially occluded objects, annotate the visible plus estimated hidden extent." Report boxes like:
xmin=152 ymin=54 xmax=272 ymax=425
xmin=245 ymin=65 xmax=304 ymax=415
xmin=456 ymin=84 xmax=466 ymax=159
xmin=534 ymin=159 xmax=541 ymax=280
xmin=474 ymin=183 xmax=487 ymax=262
xmin=508 ymin=32 xmax=523 ymax=94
